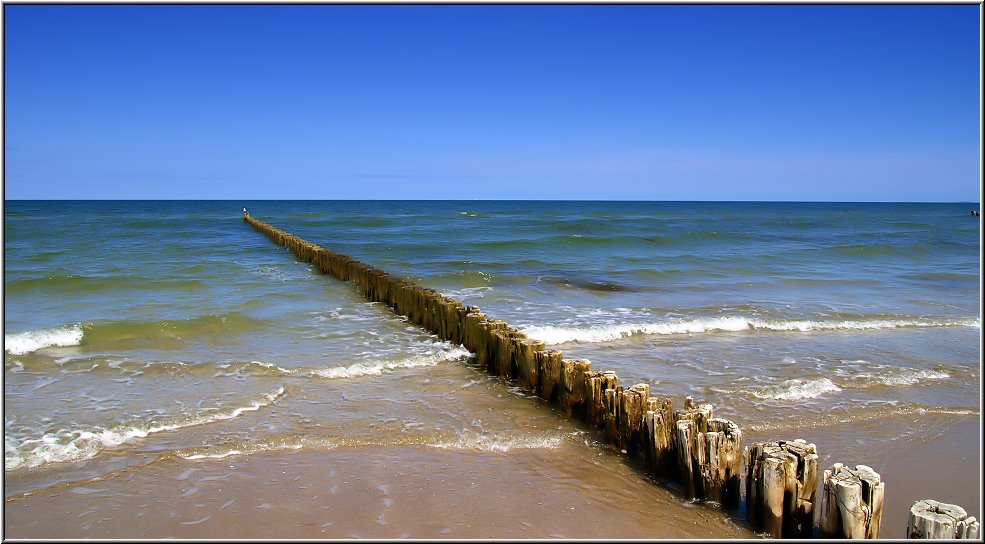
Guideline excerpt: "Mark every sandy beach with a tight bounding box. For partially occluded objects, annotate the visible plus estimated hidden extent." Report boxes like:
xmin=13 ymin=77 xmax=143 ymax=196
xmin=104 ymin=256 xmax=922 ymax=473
xmin=4 ymin=406 xmax=978 ymax=539
xmin=4 ymin=442 xmax=757 ymax=539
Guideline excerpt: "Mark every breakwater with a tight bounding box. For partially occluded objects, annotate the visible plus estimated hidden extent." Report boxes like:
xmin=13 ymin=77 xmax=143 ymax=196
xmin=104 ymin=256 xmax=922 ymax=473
xmin=243 ymin=212 xmax=977 ymax=539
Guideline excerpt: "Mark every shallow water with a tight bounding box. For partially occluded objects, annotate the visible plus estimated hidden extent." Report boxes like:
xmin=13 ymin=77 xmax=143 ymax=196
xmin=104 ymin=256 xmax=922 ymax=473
xmin=3 ymin=200 xmax=980 ymax=538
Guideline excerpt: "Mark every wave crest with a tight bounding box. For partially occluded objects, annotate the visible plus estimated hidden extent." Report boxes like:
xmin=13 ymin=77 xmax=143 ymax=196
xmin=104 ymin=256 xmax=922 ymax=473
xmin=309 ymin=346 xmax=472 ymax=379
xmin=430 ymin=432 xmax=563 ymax=452
xmin=4 ymin=325 xmax=85 ymax=355
xmin=4 ymin=387 xmax=286 ymax=471
xmin=521 ymin=316 xmax=981 ymax=344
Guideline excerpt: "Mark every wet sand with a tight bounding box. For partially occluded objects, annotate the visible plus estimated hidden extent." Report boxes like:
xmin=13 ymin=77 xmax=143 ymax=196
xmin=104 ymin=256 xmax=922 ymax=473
xmin=4 ymin=445 xmax=754 ymax=539
xmin=6 ymin=417 xmax=977 ymax=539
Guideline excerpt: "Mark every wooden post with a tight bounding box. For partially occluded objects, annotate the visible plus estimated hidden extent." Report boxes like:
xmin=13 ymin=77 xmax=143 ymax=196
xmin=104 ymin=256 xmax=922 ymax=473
xmin=908 ymin=499 xmax=980 ymax=539
xmin=701 ymin=418 xmax=742 ymax=508
xmin=746 ymin=439 xmax=819 ymax=538
xmin=819 ymin=463 xmax=883 ymax=539
xmin=535 ymin=349 xmax=563 ymax=402
xmin=619 ymin=384 xmax=649 ymax=452
xmin=514 ymin=338 xmax=544 ymax=392
xmin=558 ymin=359 xmax=591 ymax=418
xmin=461 ymin=311 xmax=486 ymax=354
xmin=644 ymin=397 xmax=677 ymax=479
xmin=475 ymin=320 xmax=506 ymax=369
xmin=585 ymin=371 xmax=619 ymax=428
xmin=674 ymin=396 xmax=713 ymax=500
xmin=492 ymin=329 xmax=524 ymax=380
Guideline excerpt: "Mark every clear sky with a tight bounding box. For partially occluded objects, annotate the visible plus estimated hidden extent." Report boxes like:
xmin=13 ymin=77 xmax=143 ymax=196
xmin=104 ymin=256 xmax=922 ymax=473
xmin=2 ymin=4 xmax=981 ymax=201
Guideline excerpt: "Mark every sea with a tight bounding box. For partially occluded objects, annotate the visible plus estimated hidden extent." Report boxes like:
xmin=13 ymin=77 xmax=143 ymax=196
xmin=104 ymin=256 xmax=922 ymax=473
xmin=3 ymin=200 xmax=981 ymax=538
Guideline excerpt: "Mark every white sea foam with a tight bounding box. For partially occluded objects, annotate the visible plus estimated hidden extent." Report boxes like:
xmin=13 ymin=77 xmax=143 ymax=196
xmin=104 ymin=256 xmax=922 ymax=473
xmin=851 ymin=368 xmax=951 ymax=387
xmin=4 ymin=325 xmax=84 ymax=355
xmin=4 ymin=387 xmax=286 ymax=471
xmin=308 ymin=346 xmax=472 ymax=379
xmin=430 ymin=433 xmax=562 ymax=453
xmin=439 ymin=286 xmax=493 ymax=300
xmin=178 ymin=436 xmax=336 ymax=460
xmin=750 ymin=378 xmax=843 ymax=401
xmin=521 ymin=316 xmax=981 ymax=344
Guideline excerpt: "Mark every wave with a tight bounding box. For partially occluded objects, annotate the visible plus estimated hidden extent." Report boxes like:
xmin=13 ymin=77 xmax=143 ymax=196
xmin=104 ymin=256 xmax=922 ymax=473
xmin=177 ymin=435 xmax=338 ymax=460
xmin=4 ymin=325 xmax=85 ymax=355
xmin=4 ymin=387 xmax=285 ymax=471
xmin=437 ymin=286 xmax=494 ymax=300
xmin=716 ymin=365 xmax=954 ymax=401
xmin=748 ymin=378 xmax=843 ymax=401
xmin=307 ymin=346 xmax=472 ymax=379
xmin=209 ymin=345 xmax=472 ymax=380
xmin=5 ymin=344 xmax=474 ymax=381
xmin=839 ymin=366 xmax=951 ymax=388
xmin=746 ymin=402 xmax=980 ymax=432
xmin=521 ymin=315 xmax=981 ymax=344
xmin=175 ymin=430 xmax=562 ymax=461
xmin=4 ymin=313 xmax=268 ymax=355
xmin=430 ymin=432 xmax=563 ymax=453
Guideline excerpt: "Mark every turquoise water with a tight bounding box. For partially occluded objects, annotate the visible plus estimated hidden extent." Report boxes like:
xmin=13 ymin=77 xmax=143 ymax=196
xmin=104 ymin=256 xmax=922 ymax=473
xmin=3 ymin=200 xmax=981 ymax=529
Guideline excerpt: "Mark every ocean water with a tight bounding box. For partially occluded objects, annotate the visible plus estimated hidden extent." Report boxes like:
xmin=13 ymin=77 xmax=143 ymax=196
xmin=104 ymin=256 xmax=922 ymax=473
xmin=3 ymin=200 xmax=981 ymax=537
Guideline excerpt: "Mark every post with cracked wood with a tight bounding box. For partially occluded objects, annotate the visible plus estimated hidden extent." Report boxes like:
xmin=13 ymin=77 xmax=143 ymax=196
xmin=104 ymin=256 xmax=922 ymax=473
xmin=819 ymin=463 xmax=884 ymax=539
xmin=907 ymin=499 xmax=980 ymax=539
xmin=745 ymin=439 xmax=819 ymax=537
xmin=674 ymin=397 xmax=742 ymax=508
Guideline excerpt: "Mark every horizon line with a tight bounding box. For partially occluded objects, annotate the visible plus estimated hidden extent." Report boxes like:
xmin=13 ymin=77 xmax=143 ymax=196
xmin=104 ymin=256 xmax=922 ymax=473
xmin=2 ymin=198 xmax=981 ymax=205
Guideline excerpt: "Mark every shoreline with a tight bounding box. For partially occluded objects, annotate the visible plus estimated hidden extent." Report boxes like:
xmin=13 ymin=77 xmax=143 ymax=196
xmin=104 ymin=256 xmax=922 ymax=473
xmin=3 ymin=444 xmax=755 ymax=539
xmin=4 ymin=403 xmax=977 ymax=539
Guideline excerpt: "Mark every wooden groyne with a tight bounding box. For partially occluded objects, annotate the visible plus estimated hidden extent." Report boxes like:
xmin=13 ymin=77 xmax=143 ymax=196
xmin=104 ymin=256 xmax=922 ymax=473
xmin=243 ymin=212 xmax=977 ymax=539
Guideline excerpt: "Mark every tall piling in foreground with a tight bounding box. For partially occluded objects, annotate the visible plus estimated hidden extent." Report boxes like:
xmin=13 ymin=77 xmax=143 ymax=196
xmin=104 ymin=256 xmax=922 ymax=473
xmin=819 ymin=463 xmax=884 ymax=539
xmin=745 ymin=439 xmax=819 ymax=538
xmin=243 ymin=213 xmax=904 ymax=539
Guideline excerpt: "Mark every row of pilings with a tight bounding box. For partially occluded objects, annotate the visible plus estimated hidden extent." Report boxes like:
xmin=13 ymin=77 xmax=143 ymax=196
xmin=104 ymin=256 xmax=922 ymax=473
xmin=243 ymin=214 xmax=977 ymax=540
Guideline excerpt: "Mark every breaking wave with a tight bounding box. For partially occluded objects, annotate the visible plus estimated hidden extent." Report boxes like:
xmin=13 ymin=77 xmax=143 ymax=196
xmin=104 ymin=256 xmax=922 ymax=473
xmin=4 ymin=313 xmax=266 ymax=355
xmin=308 ymin=346 xmax=472 ymax=379
xmin=4 ymin=325 xmax=85 ymax=355
xmin=521 ymin=316 xmax=981 ymax=344
xmin=430 ymin=432 xmax=563 ymax=453
xmin=4 ymin=387 xmax=286 ymax=471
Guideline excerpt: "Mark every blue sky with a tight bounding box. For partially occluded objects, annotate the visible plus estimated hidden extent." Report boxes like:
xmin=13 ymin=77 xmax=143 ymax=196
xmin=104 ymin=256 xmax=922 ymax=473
xmin=3 ymin=5 xmax=980 ymax=201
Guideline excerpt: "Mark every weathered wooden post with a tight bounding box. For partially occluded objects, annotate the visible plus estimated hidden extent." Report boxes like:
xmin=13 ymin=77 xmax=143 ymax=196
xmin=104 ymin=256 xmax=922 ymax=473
xmin=675 ymin=396 xmax=713 ymax=500
xmin=618 ymin=384 xmax=649 ymax=452
xmin=474 ymin=320 xmax=506 ymax=369
xmin=558 ymin=359 xmax=592 ymax=418
xmin=585 ymin=370 xmax=619 ymax=428
xmin=461 ymin=311 xmax=486 ymax=354
xmin=535 ymin=349 xmax=563 ymax=402
xmin=644 ymin=397 xmax=677 ymax=478
xmin=746 ymin=439 xmax=819 ymax=538
xmin=819 ymin=463 xmax=883 ymax=539
xmin=603 ymin=386 xmax=621 ymax=446
xmin=701 ymin=418 xmax=742 ymax=508
xmin=907 ymin=499 xmax=980 ymax=539
xmin=514 ymin=338 xmax=544 ymax=392
xmin=492 ymin=329 xmax=524 ymax=380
